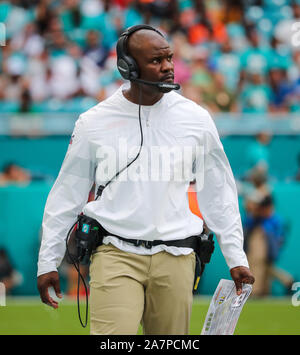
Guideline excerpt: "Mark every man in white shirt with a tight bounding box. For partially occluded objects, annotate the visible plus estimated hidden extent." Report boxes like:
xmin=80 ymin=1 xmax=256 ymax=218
xmin=37 ymin=25 xmax=254 ymax=335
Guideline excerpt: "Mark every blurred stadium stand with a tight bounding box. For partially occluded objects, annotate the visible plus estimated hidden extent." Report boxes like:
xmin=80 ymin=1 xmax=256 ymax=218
xmin=0 ymin=0 xmax=300 ymax=296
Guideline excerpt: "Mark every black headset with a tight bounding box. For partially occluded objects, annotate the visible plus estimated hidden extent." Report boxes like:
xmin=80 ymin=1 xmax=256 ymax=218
xmin=116 ymin=24 xmax=165 ymax=81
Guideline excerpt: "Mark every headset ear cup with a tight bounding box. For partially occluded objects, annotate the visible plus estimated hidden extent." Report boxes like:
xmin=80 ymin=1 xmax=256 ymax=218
xmin=117 ymin=58 xmax=130 ymax=80
xmin=127 ymin=56 xmax=139 ymax=79
xmin=116 ymin=30 xmax=141 ymax=80
xmin=117 ymin=56 xmax=139 ymax=80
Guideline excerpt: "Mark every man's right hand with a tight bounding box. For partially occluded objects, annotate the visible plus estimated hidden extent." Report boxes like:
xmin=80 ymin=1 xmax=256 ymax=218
xmin=37 ymin=271 xmax=62 ymax=309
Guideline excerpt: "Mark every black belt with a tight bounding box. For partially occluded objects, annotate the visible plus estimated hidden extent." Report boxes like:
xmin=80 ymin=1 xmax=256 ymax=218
xmin=96 ymin=224 xmax=201 ymax=250
xmin=107 ymin=234 xmax=200 ymax=249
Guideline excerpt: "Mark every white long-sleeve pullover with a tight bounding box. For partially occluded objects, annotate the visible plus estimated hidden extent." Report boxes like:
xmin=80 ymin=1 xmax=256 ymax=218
xmin=37 ymin=85 xmax=249 ymax=276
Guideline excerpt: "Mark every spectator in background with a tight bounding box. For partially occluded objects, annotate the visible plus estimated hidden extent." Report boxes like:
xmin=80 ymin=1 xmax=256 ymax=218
xmin=239 ymin=71 xmax=271 ymax=114
xmin=203 ymin=72 xmax=237 ymax=113
xmin=269 ymin=36 xmax=292 ymax=75
xmin=83 ymin=30 xmax=109 ymax=68
xmin=222 ymin=0 xmax=247 ymax=25
xmin=0 ymin=248 xmax=22 ymax=294
xmin=4 ymin=0 xmax=31 ymax=40
xmin=190 ymin=46 xmax=214 ymax=96
xmin=47 ymin=25 xmax=68 ymax=57
xmin=177 ymin=6 xmax=196 ymax=35
xmin=243 ymin=168 xmax=270 ymax=217
xmin=2 ymin=39 xmax=29 ymax=103
xmin=171 ymin=32 xmax=192 ymax=85
xmin=122 ymin=1 xmax=144 ymax=29
xmin=3 ymin=74 xmax=24 ymax=103
xmin=0 ymin=163 xmax=31 ymax=186
xmin=187 ymin=0 xmax=228 ymax=47
xmin=287 ymin=76 xmax=300 ymax=113
xmin=26 ymin=49 xmax=51 ymax=102
xmin=245 ymin=132 xmax=272 ymax=180
xmin=287 ymin=50 xmax=300 ymax=112
xmin=269 ymin=67 xmax=292 ymax=113
xmin=95 ymin=0 xmax=123 ymax=49
xmin=10 ymin=22 xmax=45 ymax=58
xmin=243 ymin=194 xmax=294 ymax=297
xmin=188 ymin=19 xmax=212 ymax=46
xmin=240 ymin=24 xmax=272 ymax=79
xmin=34 ymin=0 xmax=55 ymax=36
xmin=48 ymin=40 xmax=82 ymax=100
xmin=288 ymin=50 xmax=300 ymax=83
xmin=58 ymin=0 xmax=82 ymax=33
xmin=19 ymin=78 xmax=33 ymax=112
xmin=212 ymin=38 xmax=241 ymax=93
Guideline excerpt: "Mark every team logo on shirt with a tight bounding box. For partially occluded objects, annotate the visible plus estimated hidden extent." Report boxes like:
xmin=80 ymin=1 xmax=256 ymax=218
xmin=69 ymin=134 xmax=75 ymax=145
xmin=82 ymin=224 xmax=90 ymax=234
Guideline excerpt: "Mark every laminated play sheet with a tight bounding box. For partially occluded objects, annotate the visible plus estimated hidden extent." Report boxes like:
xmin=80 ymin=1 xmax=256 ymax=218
xmin=201 ymin=279 xmax=252 ymax=335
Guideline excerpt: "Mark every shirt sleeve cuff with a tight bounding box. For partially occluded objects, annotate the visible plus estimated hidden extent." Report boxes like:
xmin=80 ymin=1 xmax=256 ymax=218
xmin=37 ymin=263 xmax=58 ymax=277
xmin=226 ymin=253 xmax=249 ymax=270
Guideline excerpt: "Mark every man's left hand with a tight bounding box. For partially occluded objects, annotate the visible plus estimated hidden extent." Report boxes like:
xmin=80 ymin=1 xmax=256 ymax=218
xmin=230 ymin=266 xmax=255 ymax=295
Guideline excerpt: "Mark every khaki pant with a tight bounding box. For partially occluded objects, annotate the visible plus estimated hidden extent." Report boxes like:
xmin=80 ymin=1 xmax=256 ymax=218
xmin=89 ymin=243 xmax=195 ymax=335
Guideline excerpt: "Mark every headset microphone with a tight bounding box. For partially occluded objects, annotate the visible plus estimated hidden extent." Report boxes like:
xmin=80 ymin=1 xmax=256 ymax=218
xmin=131 ymin=78 xmax=180 ymax=93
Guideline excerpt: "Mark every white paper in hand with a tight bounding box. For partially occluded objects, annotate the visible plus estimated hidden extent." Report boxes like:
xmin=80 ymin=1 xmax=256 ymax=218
xmin=201 ymin=279 xmax=252 ymax=335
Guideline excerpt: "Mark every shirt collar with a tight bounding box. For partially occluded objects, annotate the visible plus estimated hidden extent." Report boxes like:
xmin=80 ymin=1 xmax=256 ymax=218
xmin=115 ymin=84 xmax=166 ymax=113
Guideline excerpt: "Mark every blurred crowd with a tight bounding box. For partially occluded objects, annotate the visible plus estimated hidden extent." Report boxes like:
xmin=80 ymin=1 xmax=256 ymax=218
xmin=0 ymin=0 xmax=300 ymax=114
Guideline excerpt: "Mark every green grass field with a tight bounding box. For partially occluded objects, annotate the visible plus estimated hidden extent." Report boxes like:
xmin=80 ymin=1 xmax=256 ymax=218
xmin=1 ymin=296 xmax=299 ymax=335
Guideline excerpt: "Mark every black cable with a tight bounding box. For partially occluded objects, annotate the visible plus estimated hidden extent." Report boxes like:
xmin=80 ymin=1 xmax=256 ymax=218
xmin=65 ymin=219 xmax=89 ymax=328
xmin=76 ymin=261 xmax=89 ymax=328
xmin=65 ymin=85 xmax=145 ymax=327
xmin=95 ymin=85 xmax=144 ymax=200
